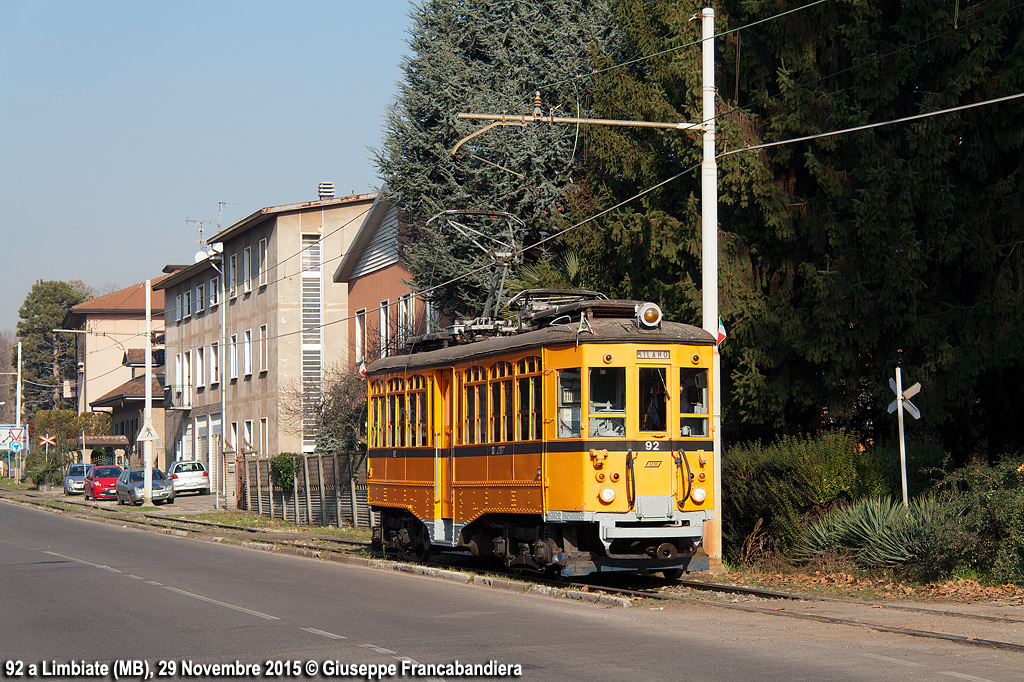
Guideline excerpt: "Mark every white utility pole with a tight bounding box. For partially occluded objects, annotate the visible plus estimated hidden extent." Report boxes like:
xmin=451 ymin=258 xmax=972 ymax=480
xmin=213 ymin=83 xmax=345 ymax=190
xmin=16 ymin=341 xmax=22 ymax=479
xmin=454 ymin=8 xmax=722 ymax=566
xmin=699 ymin=7 xmax=722 ymax=566
xmin=142 ymin=280 xmax=154 ymax=504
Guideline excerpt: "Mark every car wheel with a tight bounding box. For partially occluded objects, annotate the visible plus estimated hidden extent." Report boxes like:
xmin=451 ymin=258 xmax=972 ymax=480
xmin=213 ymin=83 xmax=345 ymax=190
xmin=167 ymin=498 xmax=175 ymax=505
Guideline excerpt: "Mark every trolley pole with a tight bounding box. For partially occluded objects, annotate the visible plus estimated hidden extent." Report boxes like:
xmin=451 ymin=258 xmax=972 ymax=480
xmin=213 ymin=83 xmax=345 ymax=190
xmin=453 ymin=8 xmax=722 ymax=566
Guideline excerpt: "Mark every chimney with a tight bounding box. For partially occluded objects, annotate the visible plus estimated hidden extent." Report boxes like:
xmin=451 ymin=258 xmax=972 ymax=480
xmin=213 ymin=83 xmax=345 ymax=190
xmin=318 ymin=182 xmax=335 ymax=200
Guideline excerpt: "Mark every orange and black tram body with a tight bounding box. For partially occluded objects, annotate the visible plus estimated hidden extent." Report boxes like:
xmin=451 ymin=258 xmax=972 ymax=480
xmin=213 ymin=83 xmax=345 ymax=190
xmin=366 ymin=296 xmax=716 ymax=577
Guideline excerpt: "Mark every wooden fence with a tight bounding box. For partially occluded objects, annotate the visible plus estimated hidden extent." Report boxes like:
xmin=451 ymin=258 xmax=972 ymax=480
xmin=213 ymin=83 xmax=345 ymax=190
xmin=242 ymin=452 xmax=372 ymax=528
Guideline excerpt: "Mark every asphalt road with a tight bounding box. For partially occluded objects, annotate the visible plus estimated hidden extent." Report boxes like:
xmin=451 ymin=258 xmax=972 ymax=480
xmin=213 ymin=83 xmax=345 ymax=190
xmin=1 ymin=499 xmax=1021 ymax=682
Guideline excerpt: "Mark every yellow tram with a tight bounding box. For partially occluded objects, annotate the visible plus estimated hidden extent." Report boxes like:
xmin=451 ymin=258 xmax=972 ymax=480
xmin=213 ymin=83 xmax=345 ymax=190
xmin=366 ymin=292 xmax=715 ymax=577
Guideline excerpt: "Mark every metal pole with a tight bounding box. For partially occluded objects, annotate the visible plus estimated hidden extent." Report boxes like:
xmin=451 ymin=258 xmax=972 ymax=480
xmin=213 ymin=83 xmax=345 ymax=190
xmin=16 ymin=342 xmax=22 ymax=480
xmin=143 ymin=280 xmax=153 ymax=505
xmin=218 ymin=252 xmax=227 ymax=511
xmin=698 ymin=7 xmax=723 ymax=568
xmin=896 ymin=366 xmax=909 ymax=508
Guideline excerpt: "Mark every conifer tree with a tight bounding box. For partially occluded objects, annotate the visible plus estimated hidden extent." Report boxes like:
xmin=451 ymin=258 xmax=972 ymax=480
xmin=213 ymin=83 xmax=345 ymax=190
xmin=15 ymin=280 xmax=90 ymax=414
xmin=375 ymin=0 xmax=622 ymax=316
xmin=570 ymin=0 xmax=1024 ymax=460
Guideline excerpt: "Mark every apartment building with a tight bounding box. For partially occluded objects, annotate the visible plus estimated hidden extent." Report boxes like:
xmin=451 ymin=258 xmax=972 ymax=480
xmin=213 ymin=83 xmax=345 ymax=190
xmin=155 ymin=188 xmax=375 ymax=505
xmin=332 ymin=190 xmax=439 ymax=366
xmin=89 ymin=349 xmax=166 ymax=467
xmin=63 ymin=276 xmax=174 ymax=416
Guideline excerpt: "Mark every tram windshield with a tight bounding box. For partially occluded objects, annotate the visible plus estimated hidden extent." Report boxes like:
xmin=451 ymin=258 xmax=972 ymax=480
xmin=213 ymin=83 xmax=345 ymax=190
xmin=589 ymin=367 xmax=626 ymax=437
xmin=639 ymin=367 xmax=668 ymax=432
xmin=680 ymin=368 xmax=709 ymax=437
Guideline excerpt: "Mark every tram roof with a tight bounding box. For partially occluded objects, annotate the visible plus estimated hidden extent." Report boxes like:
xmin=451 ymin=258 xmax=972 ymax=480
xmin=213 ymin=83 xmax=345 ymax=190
xmin=365 ymin=316 xmax=715 ymax=376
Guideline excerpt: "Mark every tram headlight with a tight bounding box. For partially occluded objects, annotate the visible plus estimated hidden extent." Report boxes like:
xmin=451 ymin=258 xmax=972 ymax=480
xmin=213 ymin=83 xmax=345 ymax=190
xmin=690 ymin=486 xmax=707 ymax=504
xmin=599 ymin=487 xmax=616 ymax=504
xmin=636 ymin=302 xmax=663 ymax=328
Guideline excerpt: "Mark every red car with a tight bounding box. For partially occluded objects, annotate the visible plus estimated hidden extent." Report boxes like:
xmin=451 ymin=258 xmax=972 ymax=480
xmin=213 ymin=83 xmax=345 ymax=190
xmin=84 ymin=465 xmax=122 ymax=501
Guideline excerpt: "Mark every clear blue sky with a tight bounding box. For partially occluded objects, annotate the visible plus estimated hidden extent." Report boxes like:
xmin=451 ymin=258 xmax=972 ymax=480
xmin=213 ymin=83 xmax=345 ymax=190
xmin=0 ymin=1 xmax=412 ymax=332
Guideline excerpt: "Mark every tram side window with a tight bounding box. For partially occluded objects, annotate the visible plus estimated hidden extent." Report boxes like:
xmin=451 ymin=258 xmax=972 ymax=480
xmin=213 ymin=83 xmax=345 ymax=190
xmin=589 ymin=367 xmax=626 ymax=437
xmin=464 ymin=367 xmax=487 ymax=444
xmin=557 ymin=369 xmax=581 ymax=438
xmin=639 ymin=367 xmax=668 ymax=432
xmin=680 ymin=368 xmax=709 ymax=437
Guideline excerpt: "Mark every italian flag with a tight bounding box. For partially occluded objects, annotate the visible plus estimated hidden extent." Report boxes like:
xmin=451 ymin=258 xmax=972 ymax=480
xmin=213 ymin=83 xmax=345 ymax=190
xmin=717 ymin=318 xmax=727 ymax=345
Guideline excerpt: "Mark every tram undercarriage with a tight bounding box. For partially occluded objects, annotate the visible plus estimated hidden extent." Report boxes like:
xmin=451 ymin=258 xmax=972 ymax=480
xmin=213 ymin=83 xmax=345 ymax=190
xmin=372 ymin=509 xmax=710 ymax=577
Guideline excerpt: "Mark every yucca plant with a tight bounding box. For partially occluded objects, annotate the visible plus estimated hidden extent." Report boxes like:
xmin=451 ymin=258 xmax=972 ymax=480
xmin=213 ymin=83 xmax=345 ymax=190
xmin=796 ymin=496 xmax=939 ymax=568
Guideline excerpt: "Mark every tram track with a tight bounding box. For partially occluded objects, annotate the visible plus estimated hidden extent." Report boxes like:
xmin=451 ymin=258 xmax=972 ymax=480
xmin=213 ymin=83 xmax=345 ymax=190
xmin=7 ymin=489 xmax=1024 ymax=653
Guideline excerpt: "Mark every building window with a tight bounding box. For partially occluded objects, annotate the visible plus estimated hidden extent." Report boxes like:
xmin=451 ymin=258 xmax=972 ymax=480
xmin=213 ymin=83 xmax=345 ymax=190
xmin=174 ymin=294 xmax=181 ymax=322
xmin=229 ymin=254 xmax=237 ymax=296
xmin=355 ymin=309 xmax=366 ymax=364
xmin=243 ymin=246 xmax=252 ymax=293
xmin=196 ymin=347 xmax=205 ymax=388
xmin=175 ymin=353 xmax=182 ymax=391
xmin=379 ymin=300 xmax=390 ymax=358
xmin=229 ymin=334 xmax=237 ymax=379
xmin=183 ymin=350 xmax=192 ymax=407
xmin=210 ymin=341 xmax=219 ymax=385
xmin=196 ymin=284 xmax=205 ymax=313
xmin=258 ymin=238 xmax=268 ymax=286
xmin=243 ymin=329 xmax=252 ymax=376
xmin=259 ymin=418 xmax=268 ymax=455
xmin=209 ymin=276 xmax=219 ymax=306
xmin=243 ymin=420 xmax=253 ymax=454
xmin=182 ymin=289 xmax=191 ymax=318
xmin=259 ymin=325 xmax=267 ymax=372
xmin=398 ymin=294 xmax=413 ymax=348
xmin=230 ymin=421 xmax=238 ymax=453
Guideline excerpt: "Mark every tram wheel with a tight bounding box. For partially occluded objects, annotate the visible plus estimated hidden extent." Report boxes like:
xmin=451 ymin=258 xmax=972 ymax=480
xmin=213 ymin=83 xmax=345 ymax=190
xmin=661 ymin=568 xmax=684 ymax=581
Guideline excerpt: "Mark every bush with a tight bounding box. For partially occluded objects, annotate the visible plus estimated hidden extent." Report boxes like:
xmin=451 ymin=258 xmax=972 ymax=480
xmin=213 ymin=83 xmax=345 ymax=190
xmin=270 ymin=453 xmax=300 ymax=493
xmin=24 ymin=450 xmax=69 ymax=488
xmin=913 ymin=456 xmax=1024 ymax=584
xmin=724 ymin=431 xmax=870 ymax=563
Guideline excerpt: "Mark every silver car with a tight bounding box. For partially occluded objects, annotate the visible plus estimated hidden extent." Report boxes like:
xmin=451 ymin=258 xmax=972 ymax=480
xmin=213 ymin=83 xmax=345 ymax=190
xmin=116 ymin=468 xmax=175 ymax=506
xmin=167 ymin=460 xmax=211 ymax=495
xmin=63 ymin=463 xmax=91 ymax=495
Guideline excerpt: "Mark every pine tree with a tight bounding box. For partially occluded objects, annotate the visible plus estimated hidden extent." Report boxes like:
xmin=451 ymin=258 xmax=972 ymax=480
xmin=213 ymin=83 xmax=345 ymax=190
xmin=15 ymin=280 xmax=90 ymax=414
xmin=375 ymin=0 xmax=623 ymax=317
xmin=570 ymin=0 xmax=1024 ymax=460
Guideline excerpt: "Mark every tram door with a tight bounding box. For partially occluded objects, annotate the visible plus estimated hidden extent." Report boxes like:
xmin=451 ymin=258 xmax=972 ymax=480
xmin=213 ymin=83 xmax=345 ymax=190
xmin=438 ymin=370 xmax=455 ymax=525
xmin=636 ymin=366 xmax=676 ymax=497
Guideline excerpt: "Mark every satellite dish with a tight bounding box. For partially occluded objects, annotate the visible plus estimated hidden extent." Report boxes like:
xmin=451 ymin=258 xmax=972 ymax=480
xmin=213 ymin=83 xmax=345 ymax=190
xmin=210 ymin=242 xmax=224 ymax=253
xmin=194 ymin=250 xmax=210 ymax=263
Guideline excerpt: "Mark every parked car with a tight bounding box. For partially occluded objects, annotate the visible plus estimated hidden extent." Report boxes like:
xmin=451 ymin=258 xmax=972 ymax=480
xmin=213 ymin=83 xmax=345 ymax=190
xmin=116 ymin=468 xmax=175 ymax=506
xmin=84 ymin=465 xmax=122 ymax=500
xmin=63 ymin=463 xmax=92 ymax=495
xmin=167 ymin=460 xmax=211 ymax=495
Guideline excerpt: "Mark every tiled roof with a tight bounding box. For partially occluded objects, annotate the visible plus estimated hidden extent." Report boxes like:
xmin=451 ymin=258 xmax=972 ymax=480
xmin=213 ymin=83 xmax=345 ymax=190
xmin=71 ymin=273 xmax=174 ymax=314
xmin=89 ymin=371 xmax=165 ymax=408
xmin=123 ymin=348 xmax=165 ymax=367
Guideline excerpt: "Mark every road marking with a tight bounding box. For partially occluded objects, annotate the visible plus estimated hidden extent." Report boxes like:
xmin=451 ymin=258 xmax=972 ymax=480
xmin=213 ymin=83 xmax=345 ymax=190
xmin=358 ymin=644 xmax=396 ymax=655
xmin=938 ymin=673 xmax=998 ymax=682
xmin=44 ymin=550 xmax=121 ymax=573
xmin=301 ymin=627 xmax=347 ymax=640
xmin=858 ymin=653 xmax=925 ymax=667
xmin=43 ymin=549 xmax=278 ymax=622
xmin=161 ymin=586 xmax=279 ymax=620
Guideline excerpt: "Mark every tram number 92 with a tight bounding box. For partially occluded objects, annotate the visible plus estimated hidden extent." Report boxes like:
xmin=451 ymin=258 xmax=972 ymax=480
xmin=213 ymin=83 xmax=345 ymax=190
xmin=644 ymin=441 xmax=660 ymax=450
